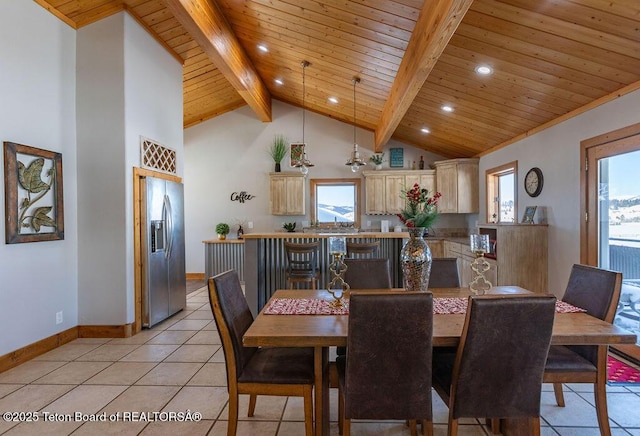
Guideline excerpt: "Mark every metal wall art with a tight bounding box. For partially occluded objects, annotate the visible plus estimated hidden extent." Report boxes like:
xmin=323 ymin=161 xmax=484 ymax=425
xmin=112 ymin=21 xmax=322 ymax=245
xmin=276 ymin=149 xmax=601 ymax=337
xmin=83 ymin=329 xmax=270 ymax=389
xmin=3 ymin=142 xmax=64 ymax=243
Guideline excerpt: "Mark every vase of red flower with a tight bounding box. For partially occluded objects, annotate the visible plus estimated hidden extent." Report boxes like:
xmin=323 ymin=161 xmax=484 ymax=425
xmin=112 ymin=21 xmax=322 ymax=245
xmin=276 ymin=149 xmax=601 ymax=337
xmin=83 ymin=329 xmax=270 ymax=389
xmin=397 ymin=184 xmax=441 ymax=291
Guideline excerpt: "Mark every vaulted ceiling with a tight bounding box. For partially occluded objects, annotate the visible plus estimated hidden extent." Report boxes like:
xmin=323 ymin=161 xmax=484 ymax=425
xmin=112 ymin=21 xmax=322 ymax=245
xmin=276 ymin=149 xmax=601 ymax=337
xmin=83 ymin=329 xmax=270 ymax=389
xmin=37 ymin=0 xmax=640 ymax=158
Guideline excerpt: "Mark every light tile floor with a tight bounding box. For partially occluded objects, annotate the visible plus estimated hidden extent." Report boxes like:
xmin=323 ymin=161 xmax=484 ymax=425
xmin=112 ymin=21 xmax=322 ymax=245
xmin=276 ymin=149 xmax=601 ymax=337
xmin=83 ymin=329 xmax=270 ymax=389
xmin=1 ymin=286 xmax=640 ymax=435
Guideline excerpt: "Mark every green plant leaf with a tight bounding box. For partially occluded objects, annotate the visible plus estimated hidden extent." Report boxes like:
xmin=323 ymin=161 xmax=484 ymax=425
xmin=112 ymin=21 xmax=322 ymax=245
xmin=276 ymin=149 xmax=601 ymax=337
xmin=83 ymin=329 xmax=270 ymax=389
xmin=18 ymin=158 xmax=50 ymax=193
xmin=31 ymin=206 xmax=55 ymax=232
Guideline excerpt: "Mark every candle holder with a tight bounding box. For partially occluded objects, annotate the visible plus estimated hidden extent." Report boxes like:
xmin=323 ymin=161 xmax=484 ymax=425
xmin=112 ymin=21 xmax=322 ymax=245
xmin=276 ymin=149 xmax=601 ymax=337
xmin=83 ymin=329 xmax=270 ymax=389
xmin=327 ymin=237 xmax=349 ymax=307
xmin=469 ymin=234 xmax=492 ymax=295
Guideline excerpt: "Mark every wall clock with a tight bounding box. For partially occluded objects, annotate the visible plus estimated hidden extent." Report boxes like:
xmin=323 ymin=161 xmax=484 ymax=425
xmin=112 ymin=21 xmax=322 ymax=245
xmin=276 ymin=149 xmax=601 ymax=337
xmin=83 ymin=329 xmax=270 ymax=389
xmin=524 ymin=167 xmax=544 ymax=197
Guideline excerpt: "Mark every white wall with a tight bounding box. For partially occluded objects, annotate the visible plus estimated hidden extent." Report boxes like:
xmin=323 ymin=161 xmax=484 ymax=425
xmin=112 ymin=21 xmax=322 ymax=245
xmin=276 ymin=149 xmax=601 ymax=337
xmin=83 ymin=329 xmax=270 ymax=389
xmin=123 ymin=13 xmax=183 ymax=321
xmin=0 ymin=0 xmax=77 ymax=354
xmin=77 ymin=12 xmax=183 ymax=325
xmin=183 ymin=100 xmax=468 ymax=274
xmin=76 ymin=14 xmax=127 ymax=325
xmin=480 ymin=90 xmax=640 ymax=297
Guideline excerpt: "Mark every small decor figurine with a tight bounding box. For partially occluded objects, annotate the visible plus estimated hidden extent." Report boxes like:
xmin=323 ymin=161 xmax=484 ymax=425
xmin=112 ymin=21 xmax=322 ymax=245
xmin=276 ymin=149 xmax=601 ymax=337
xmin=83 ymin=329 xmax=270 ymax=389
xmin=283 ymin=222 xmax=296 ymax=232
xmin=237 ymin=224 xmax=244 ymax=239
xmin=397 ymin=184 xmax=442 ymax=291
xmin=215 ymin=223 xmax=230 ymax=240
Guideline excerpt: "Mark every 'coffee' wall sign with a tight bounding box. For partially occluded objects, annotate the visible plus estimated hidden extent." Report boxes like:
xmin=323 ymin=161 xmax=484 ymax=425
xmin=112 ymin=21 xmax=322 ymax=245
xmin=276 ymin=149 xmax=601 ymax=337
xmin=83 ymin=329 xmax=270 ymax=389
xmin=230 ymin=191 xmax=255 ymax=203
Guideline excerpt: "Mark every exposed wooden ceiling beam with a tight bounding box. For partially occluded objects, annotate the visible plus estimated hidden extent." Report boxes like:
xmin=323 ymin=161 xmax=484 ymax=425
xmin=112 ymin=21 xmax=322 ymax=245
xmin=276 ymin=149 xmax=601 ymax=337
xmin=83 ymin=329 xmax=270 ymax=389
xmin=164 ymin=0 xmax=272 ymax=122
xmin=374 ymin=0 xmax=473 ymax=150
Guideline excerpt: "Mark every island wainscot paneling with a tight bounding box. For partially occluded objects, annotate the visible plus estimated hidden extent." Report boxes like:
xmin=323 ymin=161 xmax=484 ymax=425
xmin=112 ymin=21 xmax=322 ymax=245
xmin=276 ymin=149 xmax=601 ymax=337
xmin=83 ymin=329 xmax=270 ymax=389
xmin=241 ymin=233 xmax=409 ymax=315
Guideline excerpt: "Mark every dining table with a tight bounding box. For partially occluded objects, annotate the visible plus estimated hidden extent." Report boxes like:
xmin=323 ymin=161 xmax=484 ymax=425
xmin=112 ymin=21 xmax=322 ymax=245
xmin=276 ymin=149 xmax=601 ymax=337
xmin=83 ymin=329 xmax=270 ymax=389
xmin=242 ymin=286 xmax=638 ymax=436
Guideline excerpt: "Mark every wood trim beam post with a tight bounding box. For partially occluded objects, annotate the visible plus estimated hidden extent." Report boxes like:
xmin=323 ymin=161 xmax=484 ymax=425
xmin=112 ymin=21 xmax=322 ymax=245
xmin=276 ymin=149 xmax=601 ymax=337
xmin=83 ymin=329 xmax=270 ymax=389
xmin=374 ymin=0 xmax=473 ymax=150
xmin=164 ymin=0 xmax=272 ymax=122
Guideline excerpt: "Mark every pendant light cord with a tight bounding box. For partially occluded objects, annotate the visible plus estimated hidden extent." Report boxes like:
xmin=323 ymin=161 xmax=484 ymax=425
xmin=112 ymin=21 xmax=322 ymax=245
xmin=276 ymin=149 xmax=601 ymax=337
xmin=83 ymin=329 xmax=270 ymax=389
xmin=302 ymin=61 xmax=308 ymax=144
xmin=353 ymin=78 xmax=357 ymax=145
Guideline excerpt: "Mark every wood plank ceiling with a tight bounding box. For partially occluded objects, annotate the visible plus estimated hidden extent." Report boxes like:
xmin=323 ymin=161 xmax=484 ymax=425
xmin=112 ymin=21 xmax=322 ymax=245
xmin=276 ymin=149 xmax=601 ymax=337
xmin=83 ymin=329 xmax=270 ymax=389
xmin=36 ymin=0 xmax=640 ymax=159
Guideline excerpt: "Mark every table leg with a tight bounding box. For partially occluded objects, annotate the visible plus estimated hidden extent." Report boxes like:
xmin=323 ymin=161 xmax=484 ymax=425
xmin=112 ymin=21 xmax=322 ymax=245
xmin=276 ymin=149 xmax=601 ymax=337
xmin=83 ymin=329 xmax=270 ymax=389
xmin=314 ymin=346 xmax=329 ymax=436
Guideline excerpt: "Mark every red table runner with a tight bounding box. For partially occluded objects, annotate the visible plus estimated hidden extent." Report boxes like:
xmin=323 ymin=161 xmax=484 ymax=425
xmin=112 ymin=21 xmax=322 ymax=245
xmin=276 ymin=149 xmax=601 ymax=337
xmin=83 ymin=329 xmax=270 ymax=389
xmin=263 ymin=297 xmax=586 ymax=316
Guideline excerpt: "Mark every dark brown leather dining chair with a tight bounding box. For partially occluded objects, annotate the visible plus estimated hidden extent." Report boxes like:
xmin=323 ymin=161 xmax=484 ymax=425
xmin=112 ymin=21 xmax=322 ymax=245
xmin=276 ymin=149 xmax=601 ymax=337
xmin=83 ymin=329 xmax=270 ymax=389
xmin=428 ymin=258 xmax=461 ymax=288
xmin=208 ymin=270 xmax=314 ymax=436
xmin=343 ymin=257 xmax=392 ymax=290
xmin=543 ymin=264 xmax=622 ymax=436
xmin=338 ymin=291 xmax=434 ymax=436
xmin=346 ymin=241 xmax=380 ymax=258
xmin=432 ymin=295 xmax=556 ymax=436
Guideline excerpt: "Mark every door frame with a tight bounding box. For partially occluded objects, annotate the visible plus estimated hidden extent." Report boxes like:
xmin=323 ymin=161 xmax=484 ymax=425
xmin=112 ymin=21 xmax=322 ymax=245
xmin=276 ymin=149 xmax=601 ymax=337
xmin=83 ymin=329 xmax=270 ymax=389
xmin=133 ymin=167 xmax=182 ymax=334
xmin=581 ymin=121 xmax=640 ymax=360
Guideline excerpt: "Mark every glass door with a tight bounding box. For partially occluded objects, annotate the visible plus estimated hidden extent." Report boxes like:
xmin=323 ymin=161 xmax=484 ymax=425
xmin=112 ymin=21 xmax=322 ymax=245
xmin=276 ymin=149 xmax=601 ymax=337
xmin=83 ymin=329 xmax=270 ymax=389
xmin=585 ymin=132 xmax=640 ymax=360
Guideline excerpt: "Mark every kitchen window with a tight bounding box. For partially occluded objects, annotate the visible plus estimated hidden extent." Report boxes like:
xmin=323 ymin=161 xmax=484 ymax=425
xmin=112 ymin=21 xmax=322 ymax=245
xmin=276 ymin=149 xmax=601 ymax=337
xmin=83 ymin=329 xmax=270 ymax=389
xmin=309 ymin=178 xmax=361 ymax=229
xmin=486 ymin=161 xmax=517 ymax=223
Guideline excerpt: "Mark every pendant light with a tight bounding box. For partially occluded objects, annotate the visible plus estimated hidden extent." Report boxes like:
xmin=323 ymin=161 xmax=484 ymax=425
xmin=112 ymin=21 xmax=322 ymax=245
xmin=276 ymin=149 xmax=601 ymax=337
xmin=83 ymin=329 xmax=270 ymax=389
xmin=293 ymin=60 xmax=314 ymax=175
xmin=345 ymin=77 xmax=366 ymax=173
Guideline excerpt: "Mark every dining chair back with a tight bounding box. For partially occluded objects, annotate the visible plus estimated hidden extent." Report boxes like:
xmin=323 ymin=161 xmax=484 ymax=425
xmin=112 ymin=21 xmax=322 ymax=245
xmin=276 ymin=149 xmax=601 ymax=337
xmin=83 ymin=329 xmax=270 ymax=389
xmin=338 ymin=291 xmax=434 ymax=436
xmin=335 ymin=258 xmax=392 ymax=358
xmin=432 ymin=295 xmax=556 ymax=436
xmin=346 ymin=241 xmax=380 ymax=258
xmin=208 ymin=270 xmax=314 ymax=436
xmin=343 ymin=258 xmax=392 ymax=289
xmin=428 ymin=258 xmax=461 ymax=288
xmin=543 ymin=264 xmax=622 ymax=436
xmin=284 ymin=241 xmax=320 ymax=289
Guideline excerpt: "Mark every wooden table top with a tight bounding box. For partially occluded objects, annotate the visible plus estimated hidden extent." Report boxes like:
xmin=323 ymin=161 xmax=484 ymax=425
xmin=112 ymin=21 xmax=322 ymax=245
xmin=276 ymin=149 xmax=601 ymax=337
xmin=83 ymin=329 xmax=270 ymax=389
xmin=243 ymin=287 xmax=638 ymax=348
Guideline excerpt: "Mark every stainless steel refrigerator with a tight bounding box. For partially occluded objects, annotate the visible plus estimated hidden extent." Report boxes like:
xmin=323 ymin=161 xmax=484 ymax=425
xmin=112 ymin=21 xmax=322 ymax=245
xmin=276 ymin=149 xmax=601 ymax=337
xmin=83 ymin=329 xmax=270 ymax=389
xmin=141 ymin=176 xmax=186 ymax=327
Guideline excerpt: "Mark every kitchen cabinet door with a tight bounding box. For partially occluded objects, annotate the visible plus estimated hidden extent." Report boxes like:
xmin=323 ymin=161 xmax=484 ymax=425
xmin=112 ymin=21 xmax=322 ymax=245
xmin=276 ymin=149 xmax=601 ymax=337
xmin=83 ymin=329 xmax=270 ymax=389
xmin=364 ymin=174 xmax=386 ymax=214
xmin=385 ymin=175 xmax=405 ymax=214
xmin=270 ymin=173 xmax=305 ymax=215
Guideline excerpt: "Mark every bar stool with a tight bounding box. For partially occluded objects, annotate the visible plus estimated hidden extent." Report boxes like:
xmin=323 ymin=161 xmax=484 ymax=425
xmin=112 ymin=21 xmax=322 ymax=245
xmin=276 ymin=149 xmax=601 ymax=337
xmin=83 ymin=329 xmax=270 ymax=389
xmin=284 ymin=241 xmax=321 ymax=289
xmin=346 ymin=241 xmax=380 ymax=258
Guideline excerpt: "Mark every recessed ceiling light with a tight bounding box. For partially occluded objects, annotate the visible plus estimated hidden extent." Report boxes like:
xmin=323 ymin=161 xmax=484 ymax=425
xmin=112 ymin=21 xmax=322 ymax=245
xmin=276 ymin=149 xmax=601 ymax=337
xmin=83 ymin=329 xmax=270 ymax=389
xmin=257 ymin=44 xmax=268 ymax=53
xmin=274 ymin=78 xmax=284 ymax=85
xmin=328 ymin=97 xmax=339 ymax=104
xmin=442 ymin=105 xmax=454 ymax=113
xmin=421 ymin=127 xmax=430 ymax=134
xmin=475 ymin=65 xmax=493 ymax=75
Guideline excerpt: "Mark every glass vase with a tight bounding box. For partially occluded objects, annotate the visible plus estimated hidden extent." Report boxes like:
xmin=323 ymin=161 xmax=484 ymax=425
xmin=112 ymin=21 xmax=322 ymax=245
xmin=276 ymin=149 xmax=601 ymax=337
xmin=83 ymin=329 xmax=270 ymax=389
xmin=400 ymin=227 xmax=432 ymax=292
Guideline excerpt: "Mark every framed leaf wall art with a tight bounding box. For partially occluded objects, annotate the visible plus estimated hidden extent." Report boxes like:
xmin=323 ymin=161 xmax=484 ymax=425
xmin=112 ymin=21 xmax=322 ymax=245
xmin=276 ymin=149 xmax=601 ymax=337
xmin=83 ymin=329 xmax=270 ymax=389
xmin=3 ymin=142 xmax=64 ymax=243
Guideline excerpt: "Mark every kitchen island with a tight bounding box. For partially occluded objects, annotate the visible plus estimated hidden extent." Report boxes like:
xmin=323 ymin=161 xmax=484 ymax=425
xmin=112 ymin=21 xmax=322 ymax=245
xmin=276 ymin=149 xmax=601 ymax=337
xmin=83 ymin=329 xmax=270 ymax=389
xmin=242 ymin=232 xmax=410 ymax=315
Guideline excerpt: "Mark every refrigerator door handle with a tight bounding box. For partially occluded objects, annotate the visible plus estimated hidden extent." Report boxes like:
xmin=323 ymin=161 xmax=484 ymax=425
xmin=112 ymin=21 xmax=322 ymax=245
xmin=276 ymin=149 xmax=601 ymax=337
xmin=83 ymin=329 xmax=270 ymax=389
xmin=163 ymin=194 xmax=174 ymax=259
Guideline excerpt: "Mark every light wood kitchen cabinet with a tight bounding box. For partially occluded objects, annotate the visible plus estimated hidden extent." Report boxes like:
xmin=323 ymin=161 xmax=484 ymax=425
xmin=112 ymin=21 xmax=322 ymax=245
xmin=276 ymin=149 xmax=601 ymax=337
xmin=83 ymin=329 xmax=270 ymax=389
xmin=363 ymin=170 xmax=436 ymax=215
xmin=479 ymin=224 xmax=548 ymax=294
xmin=427 ymin=239 xmax=444 ymax=258
xmin=269 ymin=172 xmax=305 ymax=215
xmin=384 ymin=174 xmax=405 ymax=214
xmin=434 ymin=158 xmax=479 ymax=213
xmin=364 ymin=174 xmax=385 ymax=214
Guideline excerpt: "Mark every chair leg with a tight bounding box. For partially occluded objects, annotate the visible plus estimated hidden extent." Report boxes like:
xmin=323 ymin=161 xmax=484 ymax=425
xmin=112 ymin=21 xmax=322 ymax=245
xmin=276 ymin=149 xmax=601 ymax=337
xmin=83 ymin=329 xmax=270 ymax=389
xmin=338 ymin=386 xmax=344 ymax=435
xmin=553 ymin=382 xmax=565 ymax=407
xmin=344 ymin=418 xmax=351 ymax=436
xmin=409 ymin=420 xmax=417 ymax=436
xmin=490 ymin=418 xmax=500 ymax=434
xmin=529 ymin=417 xmax=541 ymax=436
xmin=422 ymin=419 xmax=433 ymax=436
xmin=448 ymin=417 xmax=458 ymax=436
xmin=227 ymin=393 xmax=239 ymax=436
xmin=303 ymin=385 xmax=314 ymax=436
xmin=248 ymin=394 xmax=257 ymax=417
xmin=594 ymin=381 xmax=612 ymax=436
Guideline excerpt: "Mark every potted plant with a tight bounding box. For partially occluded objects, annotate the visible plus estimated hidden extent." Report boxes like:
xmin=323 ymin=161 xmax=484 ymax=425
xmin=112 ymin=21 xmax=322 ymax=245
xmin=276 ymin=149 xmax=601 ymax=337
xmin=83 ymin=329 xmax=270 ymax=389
xmin=216 ymin=222 xmax=230 ymax=240
xmin=283 ymin=222 xmax=296 ymax=232
xmin=369 ymin=153 xmax=385 ymax=170
xmin=268 ymin=134 xmax=289 ymax=172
